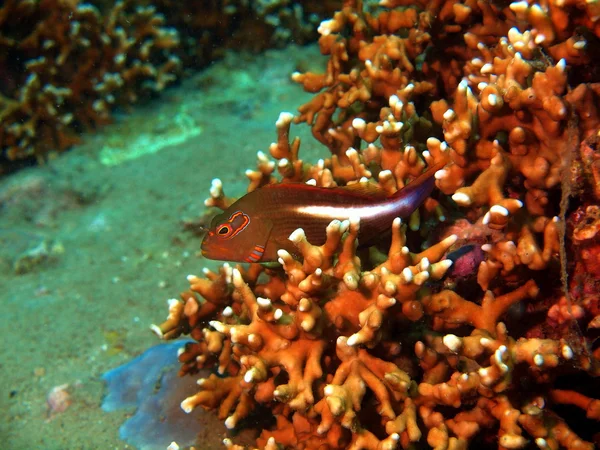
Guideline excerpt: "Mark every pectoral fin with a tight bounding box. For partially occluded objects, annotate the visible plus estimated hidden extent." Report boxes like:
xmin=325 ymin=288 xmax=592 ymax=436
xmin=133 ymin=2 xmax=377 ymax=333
xmin=243 ymin=218 xmax=273 ymax=263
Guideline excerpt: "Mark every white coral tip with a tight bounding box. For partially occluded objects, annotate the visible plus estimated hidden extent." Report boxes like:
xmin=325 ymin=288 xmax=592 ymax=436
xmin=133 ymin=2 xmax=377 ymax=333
xmin=232 ymin=268 xmax=244 ymax=287
xmin=434 ymin=169 xmax=448 ymax=180
xmin=402 ymin=267 xmax=413 ymax=283
xmin=378 ymin=169 xmax=392 ymax=180
xmin=439 ymin=259 xmax=453 ymax=271
xmin=490 ymin=204 xmax=509 ymax=216
xmin=257 ymin=297 xmax=272 ymax=308
xmin=443 ymin=334 xmax=462 ymax=352
xmin=277 ymin=249 xmax=290 ymax=259
xmin=180 ymin=397 xmax=194 ymax=413
xmin=443 ymin=109 xmax=455 ymax=121
xmin=276 ymin=112 xmax=294 ymax=126
xmin=483 ymin=212 xmax=491 ymax=225
xmin=347 ymin=334 xmax=359 ymax=346
xmin=289 ymin=228 xmax=306 ymax=243
xmin=149 ymin=324 xmax=164 ymax=338
xmin=414 ymin=271 xmax=429 ymax=285
xmin=209 ymin=320 xmax=225 ymax=332
xmin=562 ymin=345 xmax=573 ymax=360
xmin=224 ymin=416 xmax=236 ymax=429
xmin=352 ymin=118 xmax=366 ymax=130
xmin=444 ymin=234 xmax=458 ymax=246
xmin=452 ymin=192 xmax=472 ymax=206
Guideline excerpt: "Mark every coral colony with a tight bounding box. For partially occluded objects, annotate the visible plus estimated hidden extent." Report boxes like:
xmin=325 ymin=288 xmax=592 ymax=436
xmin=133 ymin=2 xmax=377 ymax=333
xmin=150 ymin=1 xmax=600 ymax=449
xmin=0 ymin=0 xmax=337 ymax=170
xmin=0 ymin=1 xmax=181 ymax=164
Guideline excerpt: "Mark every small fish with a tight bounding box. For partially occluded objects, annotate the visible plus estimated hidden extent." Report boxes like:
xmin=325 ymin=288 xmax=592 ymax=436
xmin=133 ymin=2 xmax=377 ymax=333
xmin=201 ymin=162 xmax=444 ymax=263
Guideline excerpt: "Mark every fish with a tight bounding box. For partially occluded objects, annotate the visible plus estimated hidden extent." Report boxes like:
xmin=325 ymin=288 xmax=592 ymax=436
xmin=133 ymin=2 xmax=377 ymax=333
xmin=201 ymin=162 xmax=444 ymax=263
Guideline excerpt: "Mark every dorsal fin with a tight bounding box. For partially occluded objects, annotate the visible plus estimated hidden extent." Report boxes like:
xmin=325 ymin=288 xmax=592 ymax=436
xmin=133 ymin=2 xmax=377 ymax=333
xmin=340 ymin=181 xmax=389 ymax=198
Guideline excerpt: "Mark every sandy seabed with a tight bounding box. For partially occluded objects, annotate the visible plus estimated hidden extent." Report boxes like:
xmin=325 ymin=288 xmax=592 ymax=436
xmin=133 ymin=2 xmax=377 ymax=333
xmin=0 ymin=44 xmax=326 ymax=450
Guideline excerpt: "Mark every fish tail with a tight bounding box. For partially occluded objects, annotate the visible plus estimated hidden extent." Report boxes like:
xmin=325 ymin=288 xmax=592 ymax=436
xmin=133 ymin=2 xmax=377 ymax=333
xmin=389 ymin=160 xmax=445 ymax=216
xmin=404 ymin=160 xmax=446 ymax=193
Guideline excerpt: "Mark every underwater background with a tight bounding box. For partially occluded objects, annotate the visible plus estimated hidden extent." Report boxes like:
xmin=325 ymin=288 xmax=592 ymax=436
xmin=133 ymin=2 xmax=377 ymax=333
xmin=2 ymin=1 xmax=600 ymax=450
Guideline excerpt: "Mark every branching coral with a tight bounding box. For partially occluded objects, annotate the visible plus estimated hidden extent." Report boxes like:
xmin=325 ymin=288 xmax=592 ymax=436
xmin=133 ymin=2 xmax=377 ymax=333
xmin=0 ymin=0 xmax=182 ymax=166
xmin=152 ymin=0 xmax=600 ymax=448
xmin=0 ymin=0 xmax=339 ymax=173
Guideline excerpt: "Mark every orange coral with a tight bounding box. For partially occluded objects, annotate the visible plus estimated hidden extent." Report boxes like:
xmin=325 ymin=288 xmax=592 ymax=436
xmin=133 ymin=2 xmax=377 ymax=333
xmin=152 ymin=0 xmax=600 ymax=449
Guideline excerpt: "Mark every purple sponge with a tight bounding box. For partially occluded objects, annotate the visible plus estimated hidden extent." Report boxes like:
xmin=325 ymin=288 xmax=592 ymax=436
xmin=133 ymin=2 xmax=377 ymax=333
xmin=102 ymin=340 xmax=204 ymax=450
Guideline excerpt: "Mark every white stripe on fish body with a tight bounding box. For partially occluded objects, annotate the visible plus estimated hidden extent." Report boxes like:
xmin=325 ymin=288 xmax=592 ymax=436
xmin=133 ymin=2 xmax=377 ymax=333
xmin=295 ymin=200 xmax=402 ymax=220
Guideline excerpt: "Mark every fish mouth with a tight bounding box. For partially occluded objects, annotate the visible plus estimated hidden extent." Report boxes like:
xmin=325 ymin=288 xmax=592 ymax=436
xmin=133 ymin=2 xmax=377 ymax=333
xmin=200 ymin=243 xmax=214 ymax=257
xmin=200 ymin=239 xmax=230 ymax=260
xmin=200 ymin=242 xmax=220 ymax=259
xmin=200 ymin=240 xmax=209 ymax=257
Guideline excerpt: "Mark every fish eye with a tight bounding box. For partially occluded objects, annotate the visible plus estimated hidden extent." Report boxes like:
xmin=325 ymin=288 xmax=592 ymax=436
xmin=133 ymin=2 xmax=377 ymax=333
xmin=217 ymin=225 xmax=231 ymax=236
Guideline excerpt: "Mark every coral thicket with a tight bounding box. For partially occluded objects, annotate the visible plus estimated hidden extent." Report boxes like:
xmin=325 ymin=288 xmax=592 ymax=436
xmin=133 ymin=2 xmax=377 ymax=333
xmin=153 ymin=0 xmax=600 ymax=449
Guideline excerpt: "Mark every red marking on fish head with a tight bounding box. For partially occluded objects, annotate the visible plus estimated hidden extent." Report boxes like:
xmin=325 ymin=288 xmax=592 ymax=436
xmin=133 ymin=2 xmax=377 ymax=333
xmin=201 ymin=210 xmax=272 ymax=262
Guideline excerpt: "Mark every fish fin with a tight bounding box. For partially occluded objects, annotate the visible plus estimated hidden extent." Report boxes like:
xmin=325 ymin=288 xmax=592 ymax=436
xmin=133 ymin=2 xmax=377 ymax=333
xmin=408 ymin=161 xmax=446 ymax=188
xmin=258 ymin=218 xmax=274 ymax=247
xmin=239 ymin=217 xmax=273 ymax=263
xmin=260 ymin=261 xmax=282 ymax=269
xmin=340 ymin=182 xmax=389 ymax=198
xmin=385 ymin=161 xmax=445 ymax=218
xmin=392 ymin=161 xmax=445 ymax=198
